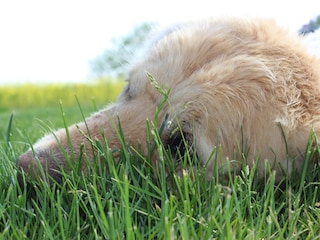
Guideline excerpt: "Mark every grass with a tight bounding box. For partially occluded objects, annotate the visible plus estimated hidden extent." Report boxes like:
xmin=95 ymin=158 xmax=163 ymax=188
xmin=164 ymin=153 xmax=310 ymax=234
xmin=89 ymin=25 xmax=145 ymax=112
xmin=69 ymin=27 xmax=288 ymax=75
xmin=0 ymin=82 xmax=319 ymax=239
xmin=0 ymin=78 xmax=125 ymax=110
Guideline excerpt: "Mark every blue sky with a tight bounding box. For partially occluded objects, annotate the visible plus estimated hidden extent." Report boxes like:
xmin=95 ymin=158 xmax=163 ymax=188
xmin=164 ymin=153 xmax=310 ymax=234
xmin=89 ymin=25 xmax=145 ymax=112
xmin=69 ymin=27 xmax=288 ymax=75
xmin=0 ymin=0 xmax=319 ymax=85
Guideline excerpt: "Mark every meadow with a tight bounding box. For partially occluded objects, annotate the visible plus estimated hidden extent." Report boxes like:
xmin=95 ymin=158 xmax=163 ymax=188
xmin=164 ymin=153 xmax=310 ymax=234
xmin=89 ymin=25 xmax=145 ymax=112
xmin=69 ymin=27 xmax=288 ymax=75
xmin=0 ymin=80 xmax=319 ymax=239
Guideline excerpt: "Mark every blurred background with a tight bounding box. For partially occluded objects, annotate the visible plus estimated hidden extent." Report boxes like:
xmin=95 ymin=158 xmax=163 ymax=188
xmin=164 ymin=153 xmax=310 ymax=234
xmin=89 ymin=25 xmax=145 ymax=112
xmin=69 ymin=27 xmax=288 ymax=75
xmin=0 ymin=0 xmax=319 ymax=85
xmin=0 ymin=0 xmax=319 ymax=144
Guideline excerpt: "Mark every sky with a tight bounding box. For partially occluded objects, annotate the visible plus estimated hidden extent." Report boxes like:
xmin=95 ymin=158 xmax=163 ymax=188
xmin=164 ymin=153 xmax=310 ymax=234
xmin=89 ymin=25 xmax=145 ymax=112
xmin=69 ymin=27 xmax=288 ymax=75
xmin=0 ymin=0 xmax=319 ymax=85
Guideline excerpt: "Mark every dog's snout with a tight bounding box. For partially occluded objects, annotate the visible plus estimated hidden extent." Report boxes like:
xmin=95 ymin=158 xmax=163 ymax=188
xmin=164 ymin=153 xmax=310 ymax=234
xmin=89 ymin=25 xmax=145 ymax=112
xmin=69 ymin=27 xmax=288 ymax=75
xmin=17 ymin=150 xmax=36 ymax=173
xmin=17 ymin=150 xmax=63 ymax=184
xmin=16 ymin=150 xmax=37 ymax=184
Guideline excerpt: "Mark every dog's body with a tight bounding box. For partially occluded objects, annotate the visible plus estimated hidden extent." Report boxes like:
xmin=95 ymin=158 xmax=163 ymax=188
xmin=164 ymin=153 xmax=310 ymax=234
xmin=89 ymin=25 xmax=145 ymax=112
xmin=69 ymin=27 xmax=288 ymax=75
xmin=18 ymin=17 xmax=320 ymax=182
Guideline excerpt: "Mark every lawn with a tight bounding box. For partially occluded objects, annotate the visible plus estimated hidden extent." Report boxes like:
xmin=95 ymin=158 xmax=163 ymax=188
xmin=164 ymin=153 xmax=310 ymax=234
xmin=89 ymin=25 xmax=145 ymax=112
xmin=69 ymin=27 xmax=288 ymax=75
xmin=0 ymin=82 xmax=319 ymax=239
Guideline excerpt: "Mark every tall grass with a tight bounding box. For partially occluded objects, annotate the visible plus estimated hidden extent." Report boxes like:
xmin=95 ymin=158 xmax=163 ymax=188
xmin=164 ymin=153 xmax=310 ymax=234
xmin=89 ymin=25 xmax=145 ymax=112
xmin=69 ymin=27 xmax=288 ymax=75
xmin=0 ymin=79 xmax=319 ymax=239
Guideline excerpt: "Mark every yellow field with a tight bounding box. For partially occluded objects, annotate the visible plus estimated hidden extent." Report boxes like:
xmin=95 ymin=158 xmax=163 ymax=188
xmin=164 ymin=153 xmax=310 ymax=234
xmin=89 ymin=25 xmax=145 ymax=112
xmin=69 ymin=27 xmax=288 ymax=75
xmin=0 ymin=78 xmax=126 ymax=109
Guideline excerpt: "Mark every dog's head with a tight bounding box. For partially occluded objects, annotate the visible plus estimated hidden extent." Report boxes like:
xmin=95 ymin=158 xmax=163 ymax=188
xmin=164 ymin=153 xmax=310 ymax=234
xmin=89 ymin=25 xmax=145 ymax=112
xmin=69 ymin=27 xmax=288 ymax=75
xmin=17 ymin=18 xmax=285 ymax=182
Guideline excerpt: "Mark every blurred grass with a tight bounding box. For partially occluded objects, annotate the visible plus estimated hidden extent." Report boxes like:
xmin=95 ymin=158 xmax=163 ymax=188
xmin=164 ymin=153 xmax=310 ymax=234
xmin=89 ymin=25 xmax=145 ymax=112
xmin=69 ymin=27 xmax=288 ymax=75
xmin=0 ymin=78 xmax=125 ymax=151
xmin=0 ymin=78 xmax=125 ymax=110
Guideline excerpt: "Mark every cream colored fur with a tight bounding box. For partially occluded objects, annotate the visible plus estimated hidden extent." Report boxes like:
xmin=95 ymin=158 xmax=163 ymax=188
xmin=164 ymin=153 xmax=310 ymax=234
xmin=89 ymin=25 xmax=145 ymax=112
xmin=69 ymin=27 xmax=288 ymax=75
xmin=17 ymin=17 xmax=320 ymax=181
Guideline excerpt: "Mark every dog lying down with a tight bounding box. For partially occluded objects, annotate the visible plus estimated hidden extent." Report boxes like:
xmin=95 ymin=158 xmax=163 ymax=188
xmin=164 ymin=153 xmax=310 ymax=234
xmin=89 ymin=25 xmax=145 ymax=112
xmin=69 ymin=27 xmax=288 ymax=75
xmin=17 ymin=17 xmax=320 ymax=183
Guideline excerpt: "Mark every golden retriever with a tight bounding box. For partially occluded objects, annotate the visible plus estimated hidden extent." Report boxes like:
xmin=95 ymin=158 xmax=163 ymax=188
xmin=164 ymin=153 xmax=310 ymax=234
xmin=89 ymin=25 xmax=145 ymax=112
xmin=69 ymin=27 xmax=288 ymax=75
xmin=17 ymin=17 xmax=320 ymax=182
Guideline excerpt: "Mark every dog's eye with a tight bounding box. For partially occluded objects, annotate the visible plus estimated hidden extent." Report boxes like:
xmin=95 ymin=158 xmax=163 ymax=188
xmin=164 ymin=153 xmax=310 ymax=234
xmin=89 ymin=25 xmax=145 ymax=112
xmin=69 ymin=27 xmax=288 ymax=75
xmin=122 ymin=84 xmax=133 ymax=101
xmin=124 ymin=84 xmax=130 ymax=94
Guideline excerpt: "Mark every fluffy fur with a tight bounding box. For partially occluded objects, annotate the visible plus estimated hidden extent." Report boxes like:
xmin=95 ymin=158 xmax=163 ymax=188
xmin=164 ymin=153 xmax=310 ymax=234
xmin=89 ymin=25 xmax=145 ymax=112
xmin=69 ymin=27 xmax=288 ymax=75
xmin=17 ymin=17 xmax=320 ymax=182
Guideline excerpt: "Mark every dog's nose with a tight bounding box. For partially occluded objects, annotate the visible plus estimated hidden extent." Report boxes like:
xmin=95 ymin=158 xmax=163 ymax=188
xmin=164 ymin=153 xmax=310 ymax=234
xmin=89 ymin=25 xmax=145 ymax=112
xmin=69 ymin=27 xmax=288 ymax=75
xmin=16 ymin=150 xmax=63 ymax=184
xmin=16 ymin=150 xmax=38 ymax=184
xmin=17 ymin=150 xmax=35 ymax=172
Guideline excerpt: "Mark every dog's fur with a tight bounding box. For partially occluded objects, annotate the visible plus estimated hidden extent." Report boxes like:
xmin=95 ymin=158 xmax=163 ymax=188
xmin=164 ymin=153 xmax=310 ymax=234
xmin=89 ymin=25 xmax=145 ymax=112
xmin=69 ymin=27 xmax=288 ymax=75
xmin=17 ymin=17 xmax=320 ymax=182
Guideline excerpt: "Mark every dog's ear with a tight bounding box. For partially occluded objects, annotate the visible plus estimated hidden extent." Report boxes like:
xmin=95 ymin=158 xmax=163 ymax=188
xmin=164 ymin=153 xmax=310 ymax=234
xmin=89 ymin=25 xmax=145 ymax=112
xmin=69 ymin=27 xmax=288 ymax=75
xmin=165 ymin=129 xmax=193 ymax=157
xmin=163 ymin=121 xmax=223 ymax=171
xmin=161 ymin=118 xmax=195 ymax=159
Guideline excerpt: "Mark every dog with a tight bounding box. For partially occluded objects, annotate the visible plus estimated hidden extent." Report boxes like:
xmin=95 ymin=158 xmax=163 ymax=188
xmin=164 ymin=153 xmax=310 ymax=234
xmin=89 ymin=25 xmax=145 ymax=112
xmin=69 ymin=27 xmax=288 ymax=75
xmin=17 ymin=17 xmax=320 ymax=183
